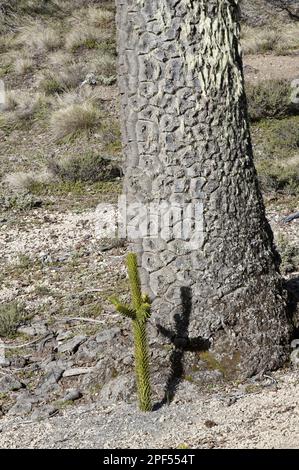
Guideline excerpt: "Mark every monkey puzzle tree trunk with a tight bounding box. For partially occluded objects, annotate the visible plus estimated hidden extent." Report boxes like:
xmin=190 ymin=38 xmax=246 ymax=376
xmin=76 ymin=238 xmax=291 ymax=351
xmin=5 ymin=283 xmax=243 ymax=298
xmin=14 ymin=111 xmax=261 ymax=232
xmin=116 ymin=0 xmax=291 ymax=379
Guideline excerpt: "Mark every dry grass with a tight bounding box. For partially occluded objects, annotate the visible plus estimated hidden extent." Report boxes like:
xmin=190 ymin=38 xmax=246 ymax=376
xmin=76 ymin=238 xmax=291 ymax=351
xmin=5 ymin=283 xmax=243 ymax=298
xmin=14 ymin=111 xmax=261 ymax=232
xmin=38 ymin=62 xmax=86 ymax=94
xmin=17 ymin=20 xmax=63 ymax=52
xmin=65 ymin=5 xmax=115 ymax=51
xmin=91 ymin=53 xmax=116 ymax=77
xmin=241 ymin=24 xmax=299 ymax=55
xmin=82 ymin=6 xmax=114 ymax=29
xmin=14 ymin=55 xmax=34 ymax=75
xmin=69 ymin=5 xmax=114 ymax=29
xmin=0 ymin=32 xmax=14 ymax=52
xmin=0 ymin=91 xmax=49 ymax=129
xmin=48 ymin=153 xmax=120 ymax=183
xmin=1 ymin=90 xmax=18 ymax=111
xmin=65 ymin=24 xmax=112 ymax=51
xmin=252 ymin=116 xmax=299 ymax=194
xmin=55 ymin=87 xmax=103 ymax=108
xmin=3 ymin=170 xmax=52 ymax=192
xmin=50 ymin=101 xmax=101 ymax=141
xmin=47 ymin=50 xmax=73 ymax=67
xmin=0 ymin=302 xmax=30 ymax=338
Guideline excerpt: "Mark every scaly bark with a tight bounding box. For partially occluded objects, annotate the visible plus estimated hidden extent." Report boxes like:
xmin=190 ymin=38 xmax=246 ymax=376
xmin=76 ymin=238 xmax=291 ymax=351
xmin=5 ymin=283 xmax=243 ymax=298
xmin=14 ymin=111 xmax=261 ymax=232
xmin=116 ymin=0 xmax=291 ymax=378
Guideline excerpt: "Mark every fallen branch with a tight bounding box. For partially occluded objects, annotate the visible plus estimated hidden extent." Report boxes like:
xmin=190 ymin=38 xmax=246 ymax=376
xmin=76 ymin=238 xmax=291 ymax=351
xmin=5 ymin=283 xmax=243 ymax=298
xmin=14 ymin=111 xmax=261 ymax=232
xmin=2 ymin=334 xmax=52 ymax=350
xmin=56 ymin=317 xmax=105 ymax=325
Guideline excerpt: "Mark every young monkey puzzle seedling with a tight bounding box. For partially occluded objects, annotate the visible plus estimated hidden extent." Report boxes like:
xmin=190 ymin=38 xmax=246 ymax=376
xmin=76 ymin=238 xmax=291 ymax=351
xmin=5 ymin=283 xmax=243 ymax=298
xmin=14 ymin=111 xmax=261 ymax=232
xmin=110 ymin=253 xmax=152 ymax=411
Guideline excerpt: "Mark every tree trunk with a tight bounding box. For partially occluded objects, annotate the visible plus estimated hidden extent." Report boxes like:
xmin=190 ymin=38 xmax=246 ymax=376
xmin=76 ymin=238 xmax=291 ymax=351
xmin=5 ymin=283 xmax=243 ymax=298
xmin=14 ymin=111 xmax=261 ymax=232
xmin=116 ymin=0 xmax=291 ymax=379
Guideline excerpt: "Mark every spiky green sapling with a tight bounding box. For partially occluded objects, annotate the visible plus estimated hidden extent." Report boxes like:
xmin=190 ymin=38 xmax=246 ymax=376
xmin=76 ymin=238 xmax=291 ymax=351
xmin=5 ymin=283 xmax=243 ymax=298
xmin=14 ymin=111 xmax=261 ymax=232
xmin=110 ymin=252 xmax=152 ymax=412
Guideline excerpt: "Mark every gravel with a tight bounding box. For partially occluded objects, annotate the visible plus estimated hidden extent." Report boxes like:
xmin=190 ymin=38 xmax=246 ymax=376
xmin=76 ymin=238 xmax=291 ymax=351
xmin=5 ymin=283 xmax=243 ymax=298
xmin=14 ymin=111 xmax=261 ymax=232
xmin=0 ymin=369 xmax=299 ymax=449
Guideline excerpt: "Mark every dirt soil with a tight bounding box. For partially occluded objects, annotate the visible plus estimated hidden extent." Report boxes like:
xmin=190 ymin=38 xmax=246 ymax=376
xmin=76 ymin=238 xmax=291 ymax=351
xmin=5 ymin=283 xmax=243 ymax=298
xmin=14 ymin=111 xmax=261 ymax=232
xmin=244 ymin=54 xmax=299 ymax=83
xmin=0 ymin=369 xmax=299 ymax=449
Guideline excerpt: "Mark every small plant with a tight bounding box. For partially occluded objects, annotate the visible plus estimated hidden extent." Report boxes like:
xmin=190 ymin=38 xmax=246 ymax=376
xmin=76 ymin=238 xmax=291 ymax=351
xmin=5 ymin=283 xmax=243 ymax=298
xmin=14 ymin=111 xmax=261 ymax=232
xmin=50 ymin=102 xmax=101 ymax=141
xmin=110 ymin=253 xmax=152 ymax=412
xmin=277 ymin=234 xmax=299 ymax=274
xmin=246 ymin=80 xmax=292 ymax=121
xmin=39 ymin=63 xmax=86 ymax=95
xmin=14 ymin=56 xmax=34 ymax=75
xmin=0 ymin=302 xmax=30 ymax=338
xmin=48 ymin=153 xmax=121 ymax=183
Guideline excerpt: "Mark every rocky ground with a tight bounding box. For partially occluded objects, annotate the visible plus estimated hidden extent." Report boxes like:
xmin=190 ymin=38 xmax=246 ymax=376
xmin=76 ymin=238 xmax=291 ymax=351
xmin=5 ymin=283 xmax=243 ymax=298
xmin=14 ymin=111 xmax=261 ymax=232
xmin=0 ymin=202 xmax=298 ymax=438
xmin=0 ymin=369 xmax=299 ymax=449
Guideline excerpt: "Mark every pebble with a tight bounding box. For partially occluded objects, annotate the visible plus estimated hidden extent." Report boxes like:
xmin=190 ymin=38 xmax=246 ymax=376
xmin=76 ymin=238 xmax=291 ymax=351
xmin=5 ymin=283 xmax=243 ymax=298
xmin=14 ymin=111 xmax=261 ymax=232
xmin=63 ymin=388 xmax=82 ymax=402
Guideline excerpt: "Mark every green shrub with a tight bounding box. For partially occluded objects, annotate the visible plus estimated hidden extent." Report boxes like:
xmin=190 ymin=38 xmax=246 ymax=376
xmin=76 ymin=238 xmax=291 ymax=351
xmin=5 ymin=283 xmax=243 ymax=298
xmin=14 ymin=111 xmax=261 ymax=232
xmin=48 ymin=153 xmax=121 ymax=183
xmin=40 ymin=75 xmax=64 ymax=95
xmin=0 ymin=302 xmax=30 ymax=338
xmin=252 ymin=116 xmax=299 ymax=160
xmin=256 ymin=160 xmax=299 ymax=194
xmin=110 ymin=253 xmax=152 ymax=412
xmin=0 ymin=193 xmax=42 ymax=211
xmin=252 ymin=116 xmax=299 ymax=194
xmin=277 ymin=234 xmax=299 ymax=274
xmin=246 ymin=80 xmax=293 ymax=121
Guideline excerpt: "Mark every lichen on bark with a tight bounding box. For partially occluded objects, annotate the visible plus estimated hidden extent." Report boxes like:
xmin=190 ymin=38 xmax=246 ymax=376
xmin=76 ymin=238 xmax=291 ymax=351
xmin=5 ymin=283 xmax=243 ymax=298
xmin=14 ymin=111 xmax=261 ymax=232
xmin=115 ymin=0 xmax=291 ymax=379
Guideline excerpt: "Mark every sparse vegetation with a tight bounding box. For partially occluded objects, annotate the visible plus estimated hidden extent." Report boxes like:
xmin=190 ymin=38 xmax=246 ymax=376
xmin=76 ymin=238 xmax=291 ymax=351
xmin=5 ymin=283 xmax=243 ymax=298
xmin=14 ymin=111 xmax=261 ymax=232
xmin=38 ymin=63 xmax=86 ymax=95
xmin=48 ymin=153 xmax=121 ymax=183
xmin=14 ymin=56 xmax=34 ymax=75
xmin=17 ymin=21 xmax=63 ymax=52
xmin=241 ymin=23 xmax=299 ymax=55
xmin=0 ymin=302 xmax=31 ymax=338
xmin=3 ymin=170 xmax=51 ymax=192
xmin=110 ymin=253 xmax=152 ymax=412
xmin=50 ymin=102 xmax=101 ymax=141
xmin=252 ymin=116 xmax=299 ymax=194
xmin=65 ymin=26 xmax=112 ymax=52
xmin=246 ymin=80 xmax=292 ymax=121
xmin=0 ymin=91 xmax=49 ymax=131
xmin=277 ymin=234 xmax=299 ymax=273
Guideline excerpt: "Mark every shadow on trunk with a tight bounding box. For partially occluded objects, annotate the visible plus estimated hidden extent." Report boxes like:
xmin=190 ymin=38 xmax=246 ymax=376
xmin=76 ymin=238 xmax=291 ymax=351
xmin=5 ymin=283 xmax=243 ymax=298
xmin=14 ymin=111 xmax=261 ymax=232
xmin=153 ymin=287 xmax=210 ymax=411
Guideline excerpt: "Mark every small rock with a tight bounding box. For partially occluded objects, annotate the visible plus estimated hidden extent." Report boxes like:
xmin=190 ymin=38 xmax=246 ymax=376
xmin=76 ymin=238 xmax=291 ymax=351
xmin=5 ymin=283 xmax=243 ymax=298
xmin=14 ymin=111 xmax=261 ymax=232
xmin=76 ymin=339 xmax=99 ymax=361
xmin=290 ymin=349 xmax=299 ymax=367
xmin=58 ymin=335 xmax=87 ymax=354
xmin=0 ymin=375 xmax=23 ymax=393
xmin=191 ymin=370 xmax=224 ymax=384
xmin=96 ymin=328 xmax=120 ymax=344
xmin=43 ymin=362 xmax=65 ymax=383
xmin=243 ymin=64 xmax=259 ymax=74
xmin=0 ymin=358 xmax=11 ymax=367
xmin=8 ymin=401 xmax=32 ymax=417
xmin=56 ymin=331 xmax=73 ymax=343
xmin=226 ymin=396 xmax=238 ymax=407
xmin=17 ymin=326 xmax=36 ymax=337
xmin=63 ymin=388 xmax=82 ymax=402
xmin=31 ymin=405 xmax=58 ymax=421
xmin=99 ymin=375 xmax=136 ymax=404
xmin=17 ymin=322 xmax=48 ymax=337
xmin=122 ymin=355 xmax=134 ymax=366
xmin=9 ymin=357 xmax=28 ymax=369
xmin=63 ymin=367 xmax=94 ymax=378
xmin=36 ymin=361 xmax=65 ymax=397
